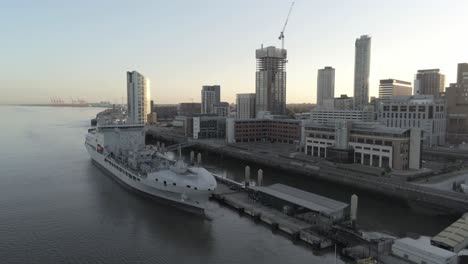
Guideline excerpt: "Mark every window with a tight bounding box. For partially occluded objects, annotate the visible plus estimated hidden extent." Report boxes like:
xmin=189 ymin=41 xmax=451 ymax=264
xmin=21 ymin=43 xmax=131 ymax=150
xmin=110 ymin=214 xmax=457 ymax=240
xmin=172 ymin=183 xmax=176 ymax=186
xmin=155 ymin=178 xmax=158 ymax=181
xmin=164 ymin=181 xmax=167 ymax=186
xmin=186 ymin=185 xmax=191 ymax=188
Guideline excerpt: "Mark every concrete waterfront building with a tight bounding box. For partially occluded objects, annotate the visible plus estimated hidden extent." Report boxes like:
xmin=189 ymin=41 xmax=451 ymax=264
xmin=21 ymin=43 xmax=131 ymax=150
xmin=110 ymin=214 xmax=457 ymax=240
xmin=236 ymin=93 xmax=256 ymax=119
xmin=226 ymin=118 xmax=302 ymax=144
xmin=303 ymin=120 xmax=422 ymax=170
xmin=353 ymin=35 xmax=371 ymax=109
xmin=322 ymin=94 xmax=354 ymax=110
xmin=127 ymin=71 xmax=150 ymax=124
xmin=414 ymin=69 xmax=445 ymax=97
xmin=192 ymin=115 xmax=226 ymax=140
xmin=379 ymin=79 xmax=412 ymax=100
xmin=377 ymin=95 xmax=446 ymax=146
xmin=457 ymin=63 xmax=468 ymax=84
xmin=255 ymin=46 xmax=287 ymax=116
xmin=178 ymin=102 xmax=201 ymax=117
xmin=213 ymin=102 xmax=229 ymax=117
xmin=317 ymin=67 xmax=335 ymax=106
xmin=201 ymin=85 xmax=220 ymax=114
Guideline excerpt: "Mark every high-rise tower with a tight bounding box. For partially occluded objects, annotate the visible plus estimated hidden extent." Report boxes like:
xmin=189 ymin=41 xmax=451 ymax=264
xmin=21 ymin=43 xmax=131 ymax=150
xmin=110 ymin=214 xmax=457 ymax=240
xmin=414 ymin=69 xmax=445 ymax=97
xmin=353 ymin=35 xmax=371 ymax=109
xmin=255 ymin=46 xmax=287 ymax=116
xmin=127 ymin=71 xmax=150 ymax=124
xmin=201 ymin=85 xmax=221 ymax=114
xmin=317 ymin=67 xmax=335 ymax=106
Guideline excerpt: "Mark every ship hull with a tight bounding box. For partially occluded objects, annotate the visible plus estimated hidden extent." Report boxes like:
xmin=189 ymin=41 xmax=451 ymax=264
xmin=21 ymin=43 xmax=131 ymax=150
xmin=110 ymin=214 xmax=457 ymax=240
xmin=86 ymin=145 xmax=206 ymax=216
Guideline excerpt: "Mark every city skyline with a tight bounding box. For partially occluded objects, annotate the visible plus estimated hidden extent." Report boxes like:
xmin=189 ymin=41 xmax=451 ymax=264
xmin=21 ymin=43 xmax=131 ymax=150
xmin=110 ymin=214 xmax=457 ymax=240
xmin=2 ymin=0 xmax=468 ymax=105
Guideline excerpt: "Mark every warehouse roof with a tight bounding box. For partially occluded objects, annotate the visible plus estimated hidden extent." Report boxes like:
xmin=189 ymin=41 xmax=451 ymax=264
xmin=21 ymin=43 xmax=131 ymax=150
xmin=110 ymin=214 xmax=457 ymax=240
xmin=250 ymin=183 xmax=348 ymax=216
xmin=431 ymin=213 xmax=468 ymax=252
xmin=395 ymin=237 xmax=456 ymax=259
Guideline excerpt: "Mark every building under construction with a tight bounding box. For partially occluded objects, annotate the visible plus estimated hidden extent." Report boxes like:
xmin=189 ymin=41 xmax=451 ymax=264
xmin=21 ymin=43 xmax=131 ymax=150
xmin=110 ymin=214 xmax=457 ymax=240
xmin=255 ymin=46 xmax=287 ymax=116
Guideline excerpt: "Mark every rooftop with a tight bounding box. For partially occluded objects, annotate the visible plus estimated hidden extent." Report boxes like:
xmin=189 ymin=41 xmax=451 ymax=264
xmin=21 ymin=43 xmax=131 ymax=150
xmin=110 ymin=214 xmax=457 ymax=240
xmin=431 ymin=213 xmax=468 ymax=250
xmin=395 ymin=236 xmax=456 ymax=258
xmin=250 ymin=183 xmax=348 ymax=216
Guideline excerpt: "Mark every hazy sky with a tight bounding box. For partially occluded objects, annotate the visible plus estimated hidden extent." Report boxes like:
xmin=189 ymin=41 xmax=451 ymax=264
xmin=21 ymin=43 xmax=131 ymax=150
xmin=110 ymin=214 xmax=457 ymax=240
xmin=2 ymin=0 xmax=467 ymax=104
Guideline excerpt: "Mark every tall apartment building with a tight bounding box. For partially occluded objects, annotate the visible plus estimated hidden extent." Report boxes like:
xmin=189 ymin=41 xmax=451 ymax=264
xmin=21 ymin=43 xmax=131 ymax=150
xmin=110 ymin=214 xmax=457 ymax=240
xmin=377 ymin=95 xmax=446 ymax=146
xmin=446 ymin=63 xmax=468 ymax=144
xmin=201 ymin=85 xmax=220 ymax=114
xmin=457 ymin=63 xmax=468 ymax=84
xmin=127 ymin=71 xmax=150 ymax=124
xmin=236 ymin=93 xmax=256 ymax=119
xmin=379 ymin=79 xmax=412 ymax=100
xmin=255 ymin=46 xmax=287 ymax=116
xmin=353 ymin=35 xmax=372 ymax=109
xmin=317 ymin=67 xmax=335 ymax=106
xmin=414 ymin=69 xmax=445 ymax=98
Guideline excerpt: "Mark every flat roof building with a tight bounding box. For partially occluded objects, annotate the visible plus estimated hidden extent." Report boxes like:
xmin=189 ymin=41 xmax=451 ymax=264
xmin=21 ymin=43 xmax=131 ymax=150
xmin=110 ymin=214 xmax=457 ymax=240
xmin=250 ymin=183 xmax=348 ymax=222
xmin=392 ymin=237 xmax=457 ymax=264
xmin=414 ymin=69 xmax=445 ymax=98
xmin=226 ymin=118 xmax=302 ymax=144
xmin=377 ymin=95 xmax=446 ymax=146
xmin=379 ymin=79 xmax=412 ymax=100
xmin=303 ymin=120 xmax=422 ymax=170
xmin=431 ymin=213 xmax=468 ymax=253
xmin=310 ymin=109 xmax=374 ymax=124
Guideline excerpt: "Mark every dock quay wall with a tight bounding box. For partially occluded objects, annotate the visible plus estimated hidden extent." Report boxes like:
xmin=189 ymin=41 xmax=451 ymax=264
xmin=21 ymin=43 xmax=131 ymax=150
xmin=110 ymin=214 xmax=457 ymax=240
xmin=146 ymin=130 xmax=468 ymax=216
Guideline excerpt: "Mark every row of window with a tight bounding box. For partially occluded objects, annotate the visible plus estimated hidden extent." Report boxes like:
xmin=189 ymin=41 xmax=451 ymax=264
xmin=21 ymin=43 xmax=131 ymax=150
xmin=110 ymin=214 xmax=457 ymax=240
xmin=105 ymin=158 xmax=141 ymax=182
xmin=354 ymin=146 xmax=390 ymax=153
xmin=154 ymin=178 xmax=209 ymax=191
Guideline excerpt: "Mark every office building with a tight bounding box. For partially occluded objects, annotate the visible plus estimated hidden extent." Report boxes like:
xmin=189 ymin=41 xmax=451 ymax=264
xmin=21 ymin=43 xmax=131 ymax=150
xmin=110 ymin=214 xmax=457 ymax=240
xmin=379 ymin=79 xmax=412 ymax=100
xmin=127 ymin=71 xmax=150 ymax=124
xmin=317 ymin=67 xmax=335 ymax=106
xmin=213 ymin=102 xmax=229 ymax=117
xmin=304 ymin=120 xmax=422 ymax=170
xmin=445 ymin=63 xmax=468 ymax=144
xmin=377 ymin=95 xmax=446 ymax=146
xmin=193 ymin=115 xmax=226 ymax=140
xmin=201 ymin=85 xmax=221 ymax=114
xmin=457 ymin=63 xmax=468 ymax=84
xmin=154 ymin=104 xmax=178 ymax=121
xmin=414 ymin=69 xmax=445 ymax=97
xmin=310 ymin=109 xmax=374 ymax=124
xmin=353 ymin=35 xmax=371 ymax=109
xmin=226 ymin=118 xmax=302 ymax=144
xmin=255 ymin=46 xmax=287 ymax=116
xmin=236 ymin=93 xmax=256 ymax=119
xmin=322 ymin=94 xmax=354 ymax=110
xmin=178 ymin=102 xmax=201 ymax=117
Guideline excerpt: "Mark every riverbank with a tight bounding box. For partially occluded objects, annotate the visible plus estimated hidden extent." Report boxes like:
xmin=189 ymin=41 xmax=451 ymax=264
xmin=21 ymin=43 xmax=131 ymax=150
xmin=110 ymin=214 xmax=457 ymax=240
xmin=147 ymin=127 xmax=468 ymax=216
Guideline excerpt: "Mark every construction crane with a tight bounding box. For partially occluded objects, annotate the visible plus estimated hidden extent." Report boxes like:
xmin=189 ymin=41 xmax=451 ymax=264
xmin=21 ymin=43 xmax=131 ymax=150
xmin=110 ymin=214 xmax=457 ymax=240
xmin=278 ymin=1 xmax=295 ymax=49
